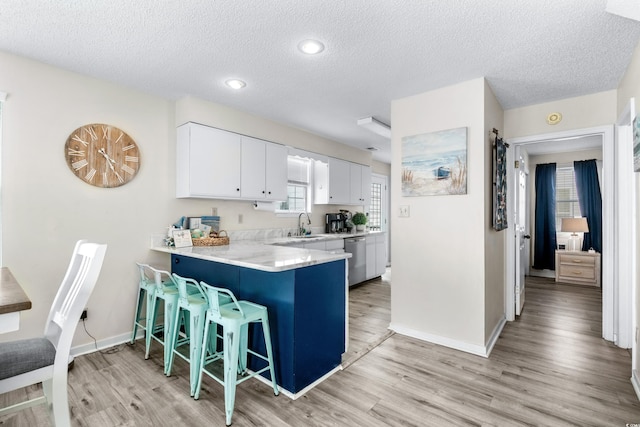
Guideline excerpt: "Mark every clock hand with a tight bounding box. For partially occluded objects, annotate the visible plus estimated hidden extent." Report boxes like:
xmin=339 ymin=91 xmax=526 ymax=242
xmin=98 ymin=148 xmax=124 ymax=183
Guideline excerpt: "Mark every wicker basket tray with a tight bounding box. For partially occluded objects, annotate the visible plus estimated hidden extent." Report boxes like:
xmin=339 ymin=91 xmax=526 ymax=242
xmin=191 ymin=230 xmax=229 ymax=246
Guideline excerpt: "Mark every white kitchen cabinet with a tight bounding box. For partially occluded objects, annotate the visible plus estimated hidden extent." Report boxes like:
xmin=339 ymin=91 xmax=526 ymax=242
xmin=176 ymin=122 xmax=286 ymax=201
xmin=375 ymin=233 xmax=387 ymax=277
xmin=365 ymin=233 xmax=387 ymax=280
xmin=350 ymin=163 xmax=372 ymax=206
xmin=315 ymin=157 xmax=366 ymax=205
xmin=240 ymin=136 xmax=287 ymax=201
xmin=304 ymin=240 xmax=327 ymax=250
xmin=328 ymin=158 xmax=350 ymax=204
xmin=176 ymin=122 xmax=241 ymax=198
xmin=365 ymin=235 xmax=376 ymax=279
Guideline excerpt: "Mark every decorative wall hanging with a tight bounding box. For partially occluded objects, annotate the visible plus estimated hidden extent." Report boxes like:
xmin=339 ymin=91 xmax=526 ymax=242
xmin=634 ymin=115 xmax=640 ymax=172
xmin=401 ymin=127 xmax=467 ymax=196
xmin=492 ymin=128 xmax=508 ymax=231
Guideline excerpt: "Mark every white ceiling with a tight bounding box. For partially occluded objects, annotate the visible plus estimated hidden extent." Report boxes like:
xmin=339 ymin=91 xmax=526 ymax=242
xmin=1 ymin=1 xmax=639 ymax=164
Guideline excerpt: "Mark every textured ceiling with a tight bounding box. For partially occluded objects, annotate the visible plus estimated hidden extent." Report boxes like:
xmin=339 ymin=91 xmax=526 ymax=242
xmin=1 ymin=1 xmax=639 ymax=163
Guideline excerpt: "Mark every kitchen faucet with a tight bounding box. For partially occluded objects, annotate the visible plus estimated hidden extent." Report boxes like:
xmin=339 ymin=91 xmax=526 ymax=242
xmin=298 ymin=212 xmax=311 ymax=236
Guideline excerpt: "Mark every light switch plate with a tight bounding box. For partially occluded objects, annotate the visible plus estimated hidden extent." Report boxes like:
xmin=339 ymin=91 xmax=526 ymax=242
xmin=399 ymin=205 xmax=410 ymax=217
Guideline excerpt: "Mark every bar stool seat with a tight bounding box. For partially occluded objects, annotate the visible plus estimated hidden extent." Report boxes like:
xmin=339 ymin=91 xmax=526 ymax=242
xmin=195 ymin=281 xmax=279 ymax=426
xmin=132 ymin=263 xmax=182 ymax=374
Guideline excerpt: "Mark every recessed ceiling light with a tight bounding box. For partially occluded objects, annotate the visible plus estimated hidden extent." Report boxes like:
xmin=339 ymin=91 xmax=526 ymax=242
xmin=298 ymin=39 xmax=325 ymax=55
xmin=225 ymin=79 xmax=246 ymax=90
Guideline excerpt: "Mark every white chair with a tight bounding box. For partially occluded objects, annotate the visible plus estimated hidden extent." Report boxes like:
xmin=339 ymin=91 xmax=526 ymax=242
xmin=0 ymin=240 xmax=107 ymax=426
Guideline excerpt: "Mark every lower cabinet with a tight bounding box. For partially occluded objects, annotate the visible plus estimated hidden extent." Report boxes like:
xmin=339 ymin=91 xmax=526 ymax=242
xmin=365 ymin=233 xmax=387 ymax=281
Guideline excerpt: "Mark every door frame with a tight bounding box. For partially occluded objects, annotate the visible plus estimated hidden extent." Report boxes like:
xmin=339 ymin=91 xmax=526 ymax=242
xmin=505 ymin=125 xmax=623 ymax=345
xmin=372 ymin=173 xmax=390 ymax=265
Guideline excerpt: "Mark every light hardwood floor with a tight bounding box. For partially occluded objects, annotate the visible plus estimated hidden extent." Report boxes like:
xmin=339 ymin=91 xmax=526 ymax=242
xmin=2 ymin=273 xmax=640 ymax=426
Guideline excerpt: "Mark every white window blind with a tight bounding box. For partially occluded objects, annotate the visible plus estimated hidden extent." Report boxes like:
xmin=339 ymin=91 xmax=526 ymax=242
xmin=556 ymin=166 xmax=582 ymax=230
xmin=278 ymin=156 xmax=311 ymax=213
xmin=287 ymin=156 xmax=310 ymax=184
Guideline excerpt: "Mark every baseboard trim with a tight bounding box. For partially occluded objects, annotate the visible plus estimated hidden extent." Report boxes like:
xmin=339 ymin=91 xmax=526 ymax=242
xmin=389 ymin=323 xmax=495 ymax=358
xmin=253 ymin=365 xmax=342 ymax=400
xmin=485 ymin=316 xmax=507 ymax=357
xmin=71 ymin=330 xmax=141 ymax=357
xmin=632 ymin=369 xmax=640 ymax=402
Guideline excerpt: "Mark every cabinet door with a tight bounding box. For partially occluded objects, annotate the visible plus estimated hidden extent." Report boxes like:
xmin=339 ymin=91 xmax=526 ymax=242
xmin=180 ymin=124 xmax=241 ymax=198
xmin=240 ymin=136 xmax=267 ymax=199
xmin=350 ymin=163 xmax=363 ymax=204
xmin=375 ymin=234 xmax=386 ymax=277
xmin=304 ymin=241 xmax=327 ymax=250
xmin=365 ymin=235 xmax=376 ymax=279
xmin=265 ymin=142 xmax=288 ymax=201
xmin=360 ymin=165 xmax=372 ymax=207
xmin=328 ymin=158 xmax=350 ymax=204
xmin=314 ymin=161 xmax=329 ymax=204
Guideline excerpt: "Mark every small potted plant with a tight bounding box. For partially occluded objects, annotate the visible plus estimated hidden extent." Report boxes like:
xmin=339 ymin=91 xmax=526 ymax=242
xmin=352 ymin=212 xmax=367 ymax=232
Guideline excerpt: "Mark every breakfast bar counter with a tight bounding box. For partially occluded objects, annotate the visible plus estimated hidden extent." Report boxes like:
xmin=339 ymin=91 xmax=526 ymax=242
xmin=151 ymin=242 xmax=350 ymax=397
xmin=0 ymin=267 xmax=32 ymax=333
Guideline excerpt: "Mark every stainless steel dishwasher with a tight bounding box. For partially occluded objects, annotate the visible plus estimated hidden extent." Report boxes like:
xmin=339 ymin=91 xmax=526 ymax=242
xmin=344 ymin=237 xmax=366 ymax=287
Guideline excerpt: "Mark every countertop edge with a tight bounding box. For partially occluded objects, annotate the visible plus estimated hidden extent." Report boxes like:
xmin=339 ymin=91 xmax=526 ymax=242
xmin=151 ymin=244 xmax=351 ymax=272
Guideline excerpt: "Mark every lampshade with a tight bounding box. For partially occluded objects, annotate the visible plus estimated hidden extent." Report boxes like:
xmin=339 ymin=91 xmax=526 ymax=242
xmin=561 ymin=217 xmax=589 ymax=233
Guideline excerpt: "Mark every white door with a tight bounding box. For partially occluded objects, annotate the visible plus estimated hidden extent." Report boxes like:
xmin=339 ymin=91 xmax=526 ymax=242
xmin=515 ymin=156 xmax=528 ymax=316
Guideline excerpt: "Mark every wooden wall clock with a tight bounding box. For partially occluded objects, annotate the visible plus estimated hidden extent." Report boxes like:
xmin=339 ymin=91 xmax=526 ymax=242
xmin=64 ymin=123 xmax=140 ymax=188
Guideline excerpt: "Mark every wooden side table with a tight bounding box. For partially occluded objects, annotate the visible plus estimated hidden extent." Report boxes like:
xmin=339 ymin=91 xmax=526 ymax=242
xmin=555 ymin=250 xmax=601 ymax=287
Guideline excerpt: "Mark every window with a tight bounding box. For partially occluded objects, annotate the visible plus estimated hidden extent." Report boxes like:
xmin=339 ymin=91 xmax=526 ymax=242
xmin=556 ymin=166 xmax=582 ymax=230
xmin=277 ymin=156 xmax=311 ymax=214
xmin=368 ymin=182 xmax=382 ymax=230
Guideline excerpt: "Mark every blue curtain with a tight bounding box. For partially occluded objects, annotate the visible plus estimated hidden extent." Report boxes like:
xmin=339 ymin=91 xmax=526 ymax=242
xmin=533 ymin=163 xmax=557 ymax=270
xmin=574 ymin=159 xmax=602 ymax=252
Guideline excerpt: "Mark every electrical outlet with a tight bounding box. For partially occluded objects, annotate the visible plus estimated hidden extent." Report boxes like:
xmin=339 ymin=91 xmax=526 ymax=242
xmin=238 ymin=214 xmax=243 ymax=224
xmin=399 ymin=205 xmax=410 ymax=217
xmin=211 ymin=207 xmax=218 ymax=216
xmin=80 ymin=309 xmax=88 ymax=321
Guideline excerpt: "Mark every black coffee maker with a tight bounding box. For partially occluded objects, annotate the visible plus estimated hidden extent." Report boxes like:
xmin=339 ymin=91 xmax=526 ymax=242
xmin=325 ymin=213 xmax=346 ymax=233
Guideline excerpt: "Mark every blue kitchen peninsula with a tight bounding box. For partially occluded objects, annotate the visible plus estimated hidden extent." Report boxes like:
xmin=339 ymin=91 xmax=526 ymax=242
xmin=151 ymin=242 xmax=350 ymax=396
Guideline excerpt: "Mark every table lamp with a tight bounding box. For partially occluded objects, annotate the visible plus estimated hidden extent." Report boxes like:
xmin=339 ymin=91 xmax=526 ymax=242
xmin=561 ymin=217 xmax=589 ymax=251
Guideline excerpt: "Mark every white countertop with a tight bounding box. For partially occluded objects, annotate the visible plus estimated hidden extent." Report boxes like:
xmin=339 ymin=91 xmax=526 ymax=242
xmin=265 ymin=230 xmax=385 ymax=246
xmin=151 ymin=241 xmax=351 ymax=272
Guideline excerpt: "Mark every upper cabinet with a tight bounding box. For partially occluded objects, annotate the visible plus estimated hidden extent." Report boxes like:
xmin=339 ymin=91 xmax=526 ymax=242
xmin=177 ymin=123 xmax=241 ymax=198
xmin=315 ymin=157 xmax=371 ymax=206
xmin=350 ymin=163 xmax=372 ymax=205
xmin=176 ymin=122 xmax=287 ymax=201
xmin=240 ymin=136 xmax=287 ymax=201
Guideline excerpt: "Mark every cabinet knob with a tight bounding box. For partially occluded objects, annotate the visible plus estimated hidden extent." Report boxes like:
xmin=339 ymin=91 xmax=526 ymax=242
xmin=268 ymin=191 xmax=271 ymax=194
xmin=262 ymin=190 xmax=265 ymax=194
xmin=174 ymin=258 xmax=180 ymax=264
xmin=236 ymin=188 xmax=240 ymax=192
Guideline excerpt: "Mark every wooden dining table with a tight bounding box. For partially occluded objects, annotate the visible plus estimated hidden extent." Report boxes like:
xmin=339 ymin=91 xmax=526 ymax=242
xmin=0 ymin=267 xmax=32 ymax=333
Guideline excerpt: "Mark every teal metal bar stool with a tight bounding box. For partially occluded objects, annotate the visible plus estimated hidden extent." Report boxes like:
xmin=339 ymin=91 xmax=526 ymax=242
xmin=132 ymin=263 xmax=181 ymax=373
xmin=194 ymin=281 xmax=279 ymax=426
xmin=166 ymin=273 xmax=210 ymax=397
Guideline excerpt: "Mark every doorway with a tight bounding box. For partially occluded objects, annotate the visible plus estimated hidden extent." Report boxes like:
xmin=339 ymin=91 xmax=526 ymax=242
xmin=505 ymin=125 xmax=632 ymax=348
xmin=371 ymin=173 xmax=390 ymax=265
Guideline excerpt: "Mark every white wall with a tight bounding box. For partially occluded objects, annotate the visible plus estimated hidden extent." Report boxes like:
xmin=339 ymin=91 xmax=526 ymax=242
xmin=483 ymin=80 xmax=506 ymax=341
xmin=390 ymin=78 xmax=501 ymax=352
xmin=617 ymin=39 xmax=640 ymax=380
xmin=0 ymin=51 xmax=381 ymax=348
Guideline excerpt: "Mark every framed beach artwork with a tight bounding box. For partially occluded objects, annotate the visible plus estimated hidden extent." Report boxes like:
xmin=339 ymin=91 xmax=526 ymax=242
xmin=634 ymin=115 xmax=640 ymax=173
xmin=401 ymin=127 xmax=467 ymax=196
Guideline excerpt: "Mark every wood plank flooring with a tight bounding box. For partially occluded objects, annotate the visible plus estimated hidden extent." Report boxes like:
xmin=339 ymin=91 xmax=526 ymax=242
xmin=2 ymin=273 xmax=640 ymax=426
